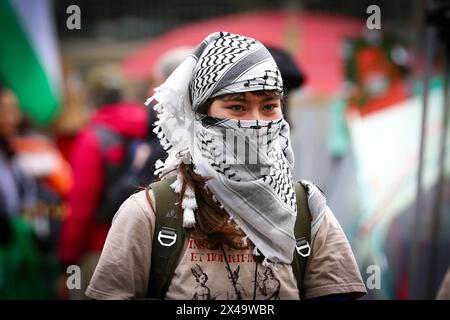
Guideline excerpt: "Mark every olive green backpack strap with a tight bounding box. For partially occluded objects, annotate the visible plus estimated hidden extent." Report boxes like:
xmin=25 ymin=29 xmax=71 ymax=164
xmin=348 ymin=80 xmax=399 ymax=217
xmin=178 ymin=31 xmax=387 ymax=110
xmin=146 ymin=175 xmax=185 ymax=299
xmin=292 ymin=181 xmax=312 ymax=299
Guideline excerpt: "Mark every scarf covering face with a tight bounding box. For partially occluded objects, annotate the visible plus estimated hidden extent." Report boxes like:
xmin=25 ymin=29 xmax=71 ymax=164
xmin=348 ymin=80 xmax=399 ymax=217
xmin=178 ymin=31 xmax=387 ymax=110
xmin=146 ymin=32 xmax=297 ymax=264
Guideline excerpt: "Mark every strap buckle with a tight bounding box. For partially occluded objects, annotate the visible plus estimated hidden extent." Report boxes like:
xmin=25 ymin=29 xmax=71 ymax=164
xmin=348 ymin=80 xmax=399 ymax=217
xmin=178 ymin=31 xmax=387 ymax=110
xmin=296 ymin=237 xmax=311 ymax=257
xmin=158 ymin=227 xmax=177 ymax=247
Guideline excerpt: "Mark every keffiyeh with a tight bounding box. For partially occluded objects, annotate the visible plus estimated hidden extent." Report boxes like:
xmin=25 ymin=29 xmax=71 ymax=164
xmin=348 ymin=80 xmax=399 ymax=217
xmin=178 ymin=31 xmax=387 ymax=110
xmin=146 ymin=32 xmax=297 ymax=264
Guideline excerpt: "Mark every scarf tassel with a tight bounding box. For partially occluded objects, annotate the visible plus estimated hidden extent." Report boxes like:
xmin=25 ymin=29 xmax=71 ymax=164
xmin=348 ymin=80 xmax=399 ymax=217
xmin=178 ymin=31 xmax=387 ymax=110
xmin=184 ymin=185 xmax=194 ymax=196
xmin=181 ymin=183 xmax=198 ymax=228
xmin=182 ymin=196 xmax=198 ymax=209
xmin=182 ymin=207 xmax=196 ymax=228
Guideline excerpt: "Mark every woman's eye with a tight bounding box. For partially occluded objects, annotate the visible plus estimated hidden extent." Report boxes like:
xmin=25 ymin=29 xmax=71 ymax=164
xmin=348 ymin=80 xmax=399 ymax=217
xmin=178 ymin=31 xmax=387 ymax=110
xmin=227 ymin=105 xmax=244 ymax=111
xmin=263 ymin=104 xmax=277 ymax=111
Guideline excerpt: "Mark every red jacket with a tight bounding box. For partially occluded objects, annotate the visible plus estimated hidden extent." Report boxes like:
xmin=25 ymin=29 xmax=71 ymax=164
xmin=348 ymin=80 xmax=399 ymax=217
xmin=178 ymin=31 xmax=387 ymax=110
xmin=59 ymin=103 xmax=149 ymax=266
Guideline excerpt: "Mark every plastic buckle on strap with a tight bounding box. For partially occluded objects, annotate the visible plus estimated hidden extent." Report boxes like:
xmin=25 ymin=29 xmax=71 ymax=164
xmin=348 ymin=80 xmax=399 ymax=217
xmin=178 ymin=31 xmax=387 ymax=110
xmin=158 ymin=227 xmax=177 ymax=247
xmin=296 ymin=237 xmax=311 ymax=257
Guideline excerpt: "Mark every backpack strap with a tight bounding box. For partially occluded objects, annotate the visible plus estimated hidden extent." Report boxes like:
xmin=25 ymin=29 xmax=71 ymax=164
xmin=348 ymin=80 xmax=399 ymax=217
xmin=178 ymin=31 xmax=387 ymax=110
xmin=146 ymin=175 xmax=185 ymax=299
xmin=292 ymin=181 xmax=312 ymax=299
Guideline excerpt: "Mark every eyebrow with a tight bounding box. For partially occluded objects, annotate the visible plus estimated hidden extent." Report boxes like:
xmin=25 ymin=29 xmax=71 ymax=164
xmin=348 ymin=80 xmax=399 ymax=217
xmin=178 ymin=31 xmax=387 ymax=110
xmin=260 ymin=96 xmax=280 ymax=102
xmin=220 ymin=93 xmax=246 ymax=102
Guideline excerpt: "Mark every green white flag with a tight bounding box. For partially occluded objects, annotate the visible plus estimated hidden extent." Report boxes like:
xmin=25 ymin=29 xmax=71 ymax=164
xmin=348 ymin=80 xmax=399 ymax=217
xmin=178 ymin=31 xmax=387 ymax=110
xmin=0 ymin=0 xmax=61 ymax=125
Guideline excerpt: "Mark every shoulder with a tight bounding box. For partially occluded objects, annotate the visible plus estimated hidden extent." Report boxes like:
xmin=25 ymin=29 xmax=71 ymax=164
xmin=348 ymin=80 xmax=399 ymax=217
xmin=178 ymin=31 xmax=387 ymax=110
xmin=112 ymin=189 xmax=156 ymax=233
xmin=303 ymin=206 xmax=366 ymax=299
xmin=86 ymin=189 xmax=156 ymax=300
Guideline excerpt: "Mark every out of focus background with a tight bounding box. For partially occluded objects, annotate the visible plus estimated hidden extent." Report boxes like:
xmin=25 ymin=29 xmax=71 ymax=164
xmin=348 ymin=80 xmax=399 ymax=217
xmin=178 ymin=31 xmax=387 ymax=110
xmin=0 ymin=0 xmax=449 ymax=300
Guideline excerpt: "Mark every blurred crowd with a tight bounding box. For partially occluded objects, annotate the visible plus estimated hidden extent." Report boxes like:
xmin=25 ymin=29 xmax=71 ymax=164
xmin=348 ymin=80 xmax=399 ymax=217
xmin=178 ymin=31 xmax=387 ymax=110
xmin=0 ymin=54 xmax=178 ymax=298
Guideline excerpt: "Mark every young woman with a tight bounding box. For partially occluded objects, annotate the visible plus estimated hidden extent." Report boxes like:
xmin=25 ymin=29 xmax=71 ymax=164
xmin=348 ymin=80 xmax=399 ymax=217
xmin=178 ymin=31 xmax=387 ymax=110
xmin=86 ymin=32 xmax=366 ymax=300
xmin=0 ymin=86 xmax=46 ymax=299
xmin=0 ymin=86 xmax=35 ymax=218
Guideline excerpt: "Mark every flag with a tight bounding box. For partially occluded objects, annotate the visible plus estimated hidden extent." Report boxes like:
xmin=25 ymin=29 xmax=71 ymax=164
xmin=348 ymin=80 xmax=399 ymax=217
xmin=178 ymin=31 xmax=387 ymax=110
xmin=0 ymin=0 xmax=62 ymax=125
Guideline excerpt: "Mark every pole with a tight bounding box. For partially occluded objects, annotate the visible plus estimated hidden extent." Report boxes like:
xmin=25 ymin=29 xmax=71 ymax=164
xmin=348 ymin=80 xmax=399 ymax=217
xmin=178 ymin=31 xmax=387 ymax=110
xmin=409 ymin=24 xmax=437 ymax=300
xmin=427 ymin=40 xmax=450 ymax=298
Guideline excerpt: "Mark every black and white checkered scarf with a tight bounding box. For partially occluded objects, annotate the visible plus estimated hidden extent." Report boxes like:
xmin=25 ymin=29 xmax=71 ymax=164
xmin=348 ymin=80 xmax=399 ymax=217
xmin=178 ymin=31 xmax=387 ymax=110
xmin=146 ymin=32 xmax=297 ymax=264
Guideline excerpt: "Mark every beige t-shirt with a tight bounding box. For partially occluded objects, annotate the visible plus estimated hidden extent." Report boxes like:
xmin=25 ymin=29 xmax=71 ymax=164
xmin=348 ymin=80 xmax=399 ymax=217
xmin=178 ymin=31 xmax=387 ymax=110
xmin=86 ymin=190 xmax=367 ymax=300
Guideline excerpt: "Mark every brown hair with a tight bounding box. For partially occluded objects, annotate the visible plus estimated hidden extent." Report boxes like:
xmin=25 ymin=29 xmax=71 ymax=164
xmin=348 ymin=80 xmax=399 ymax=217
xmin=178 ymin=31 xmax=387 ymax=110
xmin=146 ymin=162 xmax=246 ymax=250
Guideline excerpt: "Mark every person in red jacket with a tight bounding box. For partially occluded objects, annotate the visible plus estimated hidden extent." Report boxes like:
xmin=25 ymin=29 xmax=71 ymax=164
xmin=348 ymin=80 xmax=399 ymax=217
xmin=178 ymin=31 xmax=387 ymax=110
xmin=58 ymin=64 xmax=150 ymax=299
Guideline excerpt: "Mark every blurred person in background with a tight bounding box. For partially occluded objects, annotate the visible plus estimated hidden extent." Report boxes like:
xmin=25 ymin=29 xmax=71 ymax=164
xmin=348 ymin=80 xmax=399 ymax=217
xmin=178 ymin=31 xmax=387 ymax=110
xmin=11 ymin=117 xmax=74 ymax=298
xmin=266 ymin=46 xmax=306 ymax=127
xmin=0 ymin=85 xmax=49 ymax=299
xmin=329 ymin=34 xmax=410 ymax=163
xmin=58 ymin=63 xmax=151 ymax=299
xmin=52 ymin=61 xmax=90 ymax=162
xmin=0 ymin=209 xmax=48 ymax=299
xmin=345 ymin=34 xmax=410 ymax=117
xmin=151 ymin=46 xmax=195 ymax=89
xmin=0 ymin=85 xmax=36 ymax=218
